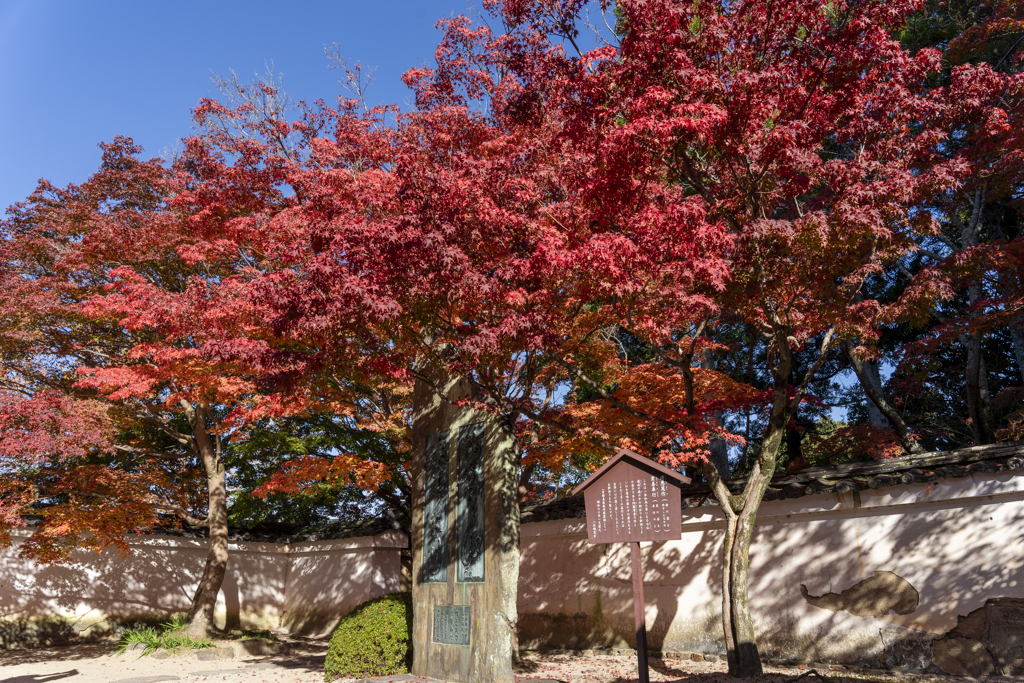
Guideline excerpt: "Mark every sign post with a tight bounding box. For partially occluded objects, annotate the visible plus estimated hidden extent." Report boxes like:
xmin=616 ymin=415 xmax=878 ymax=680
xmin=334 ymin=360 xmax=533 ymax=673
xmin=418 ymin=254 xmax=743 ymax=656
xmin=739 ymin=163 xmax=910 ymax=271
xmin=572 ymin=449 xmax=690 ymax=683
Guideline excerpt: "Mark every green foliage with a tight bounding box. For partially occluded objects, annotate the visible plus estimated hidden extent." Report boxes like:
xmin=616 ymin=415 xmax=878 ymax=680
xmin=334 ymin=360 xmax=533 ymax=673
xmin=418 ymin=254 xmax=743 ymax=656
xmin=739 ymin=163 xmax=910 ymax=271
xmin=117 ymin=625 xmax=159 ymax=654
xmin=235 ymin=628 xmax=277 ymax=641
xmin=324 ymin=592 xmax=412 ymax=681
xmin=160 ymin=612 xmax=189 ymax=632
xmin=116 ymin=613 xmax=214 ymax=656
xmin=227 ymin=414 xmax=406 ymax=527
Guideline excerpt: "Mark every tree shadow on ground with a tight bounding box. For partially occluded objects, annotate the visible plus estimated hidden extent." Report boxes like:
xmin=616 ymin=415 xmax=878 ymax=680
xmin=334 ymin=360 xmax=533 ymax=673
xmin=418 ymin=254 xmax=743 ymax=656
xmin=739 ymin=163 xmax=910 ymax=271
xmin=0 ymin=643 xmax=114 ymax=666
xmin=0 ymin=672 xmax=78 ymax=683
xmin=237 ymin=635 xmax=328 ymax=674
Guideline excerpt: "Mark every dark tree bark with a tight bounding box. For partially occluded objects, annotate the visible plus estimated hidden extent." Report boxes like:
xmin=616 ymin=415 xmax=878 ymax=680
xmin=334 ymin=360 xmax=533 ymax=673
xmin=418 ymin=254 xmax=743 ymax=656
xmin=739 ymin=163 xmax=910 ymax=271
xmin=785 ymin=418 xmax=802 ymax=464
xmin=965 ymin=328 xmax=997 ymax=445
xmin=861 ymin=359 xmax=890 ymax=428
xmin=842 ymin=341 xmax=926 ymax=454
xmin=1011 ymin=324 xmax=1024 ymax=386
xmin=957 ymin=191 xmax=996 ymax=445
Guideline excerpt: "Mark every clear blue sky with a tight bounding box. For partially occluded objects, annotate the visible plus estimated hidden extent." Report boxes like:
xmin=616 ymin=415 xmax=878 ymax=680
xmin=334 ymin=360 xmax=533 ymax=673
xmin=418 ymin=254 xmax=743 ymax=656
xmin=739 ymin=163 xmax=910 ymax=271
xmin=0 ymin=0 xmax=476 ymax=214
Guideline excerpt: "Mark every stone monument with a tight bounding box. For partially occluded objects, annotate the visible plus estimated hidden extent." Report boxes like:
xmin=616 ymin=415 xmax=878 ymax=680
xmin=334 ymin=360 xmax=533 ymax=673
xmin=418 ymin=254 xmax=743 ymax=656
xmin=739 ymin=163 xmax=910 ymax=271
xmin=410 ymin=368 xmax=519 ymax=683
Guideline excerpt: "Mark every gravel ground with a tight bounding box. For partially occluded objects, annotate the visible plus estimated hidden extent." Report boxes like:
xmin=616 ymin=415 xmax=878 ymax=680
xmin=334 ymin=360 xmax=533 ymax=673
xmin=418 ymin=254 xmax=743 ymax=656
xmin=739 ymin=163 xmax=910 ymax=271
xmin=3 ymin=645 xmax=1021 ymax=683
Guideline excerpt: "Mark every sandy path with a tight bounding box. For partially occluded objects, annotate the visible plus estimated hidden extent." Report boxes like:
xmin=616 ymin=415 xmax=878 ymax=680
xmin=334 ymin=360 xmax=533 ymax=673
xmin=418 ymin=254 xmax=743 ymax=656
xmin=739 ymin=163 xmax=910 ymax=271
xmin=2 ymin=646 xmax=1014 ymax=683
xmin=0 ymin=641 xmax=326 ymax=683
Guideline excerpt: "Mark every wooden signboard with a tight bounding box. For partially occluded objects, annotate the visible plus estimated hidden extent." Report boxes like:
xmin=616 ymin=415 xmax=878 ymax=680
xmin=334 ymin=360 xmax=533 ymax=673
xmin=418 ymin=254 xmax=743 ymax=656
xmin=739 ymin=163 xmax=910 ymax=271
xmin=573 ymin=449 xmax=690 ymax=683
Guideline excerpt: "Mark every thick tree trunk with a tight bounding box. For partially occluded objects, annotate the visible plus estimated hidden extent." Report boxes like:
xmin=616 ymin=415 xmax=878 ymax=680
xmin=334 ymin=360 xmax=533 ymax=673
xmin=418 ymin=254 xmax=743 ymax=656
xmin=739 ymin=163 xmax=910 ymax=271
xmin=709 ymin=437 xmax=730 ymax=481
xmin=185 ymin=406 xmax=229 ymax=637
xmin=785 ymin=422 xmax=802 ymax=464
xmin=494 ymin=418 xmax=521 ymax=666
xmin=965 ymin=330 xmax=996 ymax=445
xmin=842 ymin=341 xmax=924 ymax=454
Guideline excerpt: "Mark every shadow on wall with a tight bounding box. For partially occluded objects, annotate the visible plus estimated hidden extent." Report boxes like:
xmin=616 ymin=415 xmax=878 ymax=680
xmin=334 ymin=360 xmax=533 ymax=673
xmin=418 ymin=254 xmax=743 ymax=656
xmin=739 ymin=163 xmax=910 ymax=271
xmin=282 ymin=543 xmax=401 ymax=637
xmin=517 ymin=520 xmax=724 ymax=654
xmin=516 ymin=476 xmax=1024 ymax=674
xmin=0 ymin=538 xmax=206 ymax=648
xmin=0 ymin=533 xmax=396 ymax=647
xmin=749 ymin=479 xmax=1024 ymax=673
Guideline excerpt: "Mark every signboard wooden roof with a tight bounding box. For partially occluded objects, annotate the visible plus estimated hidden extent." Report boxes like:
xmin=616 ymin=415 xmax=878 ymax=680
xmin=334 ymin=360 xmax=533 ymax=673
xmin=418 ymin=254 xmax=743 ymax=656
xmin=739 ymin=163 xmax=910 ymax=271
xmin=573 ymin=449 xmax=691 ymax=544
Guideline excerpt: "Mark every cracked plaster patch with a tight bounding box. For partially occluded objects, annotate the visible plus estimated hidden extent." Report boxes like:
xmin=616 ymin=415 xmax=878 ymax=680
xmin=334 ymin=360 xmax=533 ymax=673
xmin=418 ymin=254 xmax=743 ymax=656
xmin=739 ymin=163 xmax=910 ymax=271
xmin=800 ymin=571 xmax=919 ymax=617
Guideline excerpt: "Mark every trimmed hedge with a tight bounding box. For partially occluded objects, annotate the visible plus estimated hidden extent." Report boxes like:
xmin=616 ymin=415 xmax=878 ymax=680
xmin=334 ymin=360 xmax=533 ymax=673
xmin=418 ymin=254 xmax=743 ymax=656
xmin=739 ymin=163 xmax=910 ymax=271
xmin=324 ymin=592 xmax=413 ymax=681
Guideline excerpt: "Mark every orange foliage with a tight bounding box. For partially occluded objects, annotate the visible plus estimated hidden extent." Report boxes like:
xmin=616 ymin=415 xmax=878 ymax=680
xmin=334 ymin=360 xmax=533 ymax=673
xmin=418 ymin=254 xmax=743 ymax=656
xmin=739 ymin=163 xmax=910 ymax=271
xmin=527 ymin=359 xmax=760 ymax=477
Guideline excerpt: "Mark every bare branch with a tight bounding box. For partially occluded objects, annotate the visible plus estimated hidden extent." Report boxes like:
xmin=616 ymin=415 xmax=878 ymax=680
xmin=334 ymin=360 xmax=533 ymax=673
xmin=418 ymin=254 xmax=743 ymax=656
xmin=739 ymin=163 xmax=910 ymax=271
xmin=325 ymin=44 xmax=378 ymax=113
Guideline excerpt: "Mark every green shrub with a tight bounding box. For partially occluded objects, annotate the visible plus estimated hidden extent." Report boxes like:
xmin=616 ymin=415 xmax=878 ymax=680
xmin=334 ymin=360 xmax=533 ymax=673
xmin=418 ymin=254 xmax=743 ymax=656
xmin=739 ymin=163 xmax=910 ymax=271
xmin=324 ymin=592 xmax=412 ymax=681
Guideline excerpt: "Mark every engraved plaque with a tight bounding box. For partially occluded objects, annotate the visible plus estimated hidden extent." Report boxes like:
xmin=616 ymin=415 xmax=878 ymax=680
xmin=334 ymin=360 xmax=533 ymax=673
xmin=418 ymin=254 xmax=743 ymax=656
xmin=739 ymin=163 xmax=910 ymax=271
xmin=457 ymin=422 xmax=485 ymax=582
xmin=433 ymin=604 xmax=471 ymax=645
xmin=422 ymin=429 xmax=450 ymax=583
xmin=574 ymin=449 xmax=690 ymax=545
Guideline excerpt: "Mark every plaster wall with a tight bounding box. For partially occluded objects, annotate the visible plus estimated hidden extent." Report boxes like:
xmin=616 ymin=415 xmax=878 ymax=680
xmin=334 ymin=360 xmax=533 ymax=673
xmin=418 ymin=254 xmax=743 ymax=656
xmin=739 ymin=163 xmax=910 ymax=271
xmin=282 ymin=533 xmax=406 ymax=636
xmin=3 ymin=473 xmax=1021 ymax=671
xmin=517 ymin=472 xmax=1024 ymax=670
xmin=0 ymin=529 xmax=407 ymax=647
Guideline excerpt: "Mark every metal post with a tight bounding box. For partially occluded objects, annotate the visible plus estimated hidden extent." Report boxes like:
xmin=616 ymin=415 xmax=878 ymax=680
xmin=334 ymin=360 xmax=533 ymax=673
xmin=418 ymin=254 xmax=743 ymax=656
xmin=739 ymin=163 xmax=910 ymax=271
xmin=631 ymin=541 xmax=649 ymax=683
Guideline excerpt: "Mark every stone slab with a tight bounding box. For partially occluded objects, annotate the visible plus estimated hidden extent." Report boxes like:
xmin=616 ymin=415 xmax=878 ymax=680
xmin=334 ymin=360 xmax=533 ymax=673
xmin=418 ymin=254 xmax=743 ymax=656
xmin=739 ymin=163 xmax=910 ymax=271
xmin=187 ymin=670 xmax=248 ymax=677
xmin=410 ymin=369 xmax=519 ymax=683
xmin=357 ymin=678 xmax=568 ymax=683
xmin=933 ymin=638 xmax=996 ymax=677
xmin=985 ymin=599 xmax=1024 ymax=674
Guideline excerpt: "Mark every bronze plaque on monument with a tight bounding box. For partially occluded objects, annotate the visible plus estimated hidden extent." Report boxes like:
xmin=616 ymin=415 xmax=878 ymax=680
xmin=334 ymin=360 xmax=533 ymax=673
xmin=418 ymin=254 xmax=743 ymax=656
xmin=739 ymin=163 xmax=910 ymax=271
xmin=457 ymin=423 xmax=485 ymax=582
xmin=422 ymin=429 xmax=450 ymax=583
xmin=433 ymin=604 xmax=472 ymax=645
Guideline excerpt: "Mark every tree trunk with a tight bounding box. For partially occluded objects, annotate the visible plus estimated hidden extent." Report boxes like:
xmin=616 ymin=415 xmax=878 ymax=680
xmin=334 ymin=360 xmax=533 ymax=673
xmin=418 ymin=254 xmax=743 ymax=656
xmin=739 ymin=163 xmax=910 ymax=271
xmin=1011 ymin=323 xmax=1024 ymax=386
xmin=959 ymin=195 xmax=996 ymax=445
xmin=494 ymin=417 xmax=521 ymax=666
xmin=861 ymin=360 xmax=889 ymax=428
xmin=842 ymin=341 xmax=924 ymax=454
xmin=714 ymin=321 xmax=833 ymax=678
xmin=785 ymin=421 xmax=802 ymax=464
xmin=185 ymin=406 xmax=230 ymax=637
xmin=720 ymin=422 xmax=782 ymax=677
xmin=701 ymin=349 xmax=731 ymax=480
xmin=709 ymin=437 xmax=730 ymax=481
xmin=965 ymin=330 xmax=996 ymax=445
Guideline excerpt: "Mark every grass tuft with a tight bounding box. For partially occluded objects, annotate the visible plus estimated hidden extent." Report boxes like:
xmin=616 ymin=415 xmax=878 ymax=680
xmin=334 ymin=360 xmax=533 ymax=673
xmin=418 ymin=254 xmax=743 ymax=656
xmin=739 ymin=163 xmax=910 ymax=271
xmin=116 ymin=613 xmax=214 ymax=656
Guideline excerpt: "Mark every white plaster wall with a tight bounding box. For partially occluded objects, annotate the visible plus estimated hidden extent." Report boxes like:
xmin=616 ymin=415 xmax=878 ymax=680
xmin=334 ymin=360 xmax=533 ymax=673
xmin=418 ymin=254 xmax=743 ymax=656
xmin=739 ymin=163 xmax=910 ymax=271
xmin=0 ymin=530 xmax=406 ymax=642
xmin=518 ymin=472 xmax=1024 ymax=665
xmin=282 ymin=530 xmax=406 ymax=636
xmin=4 ymin=473 xmax=1021 ymax=664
